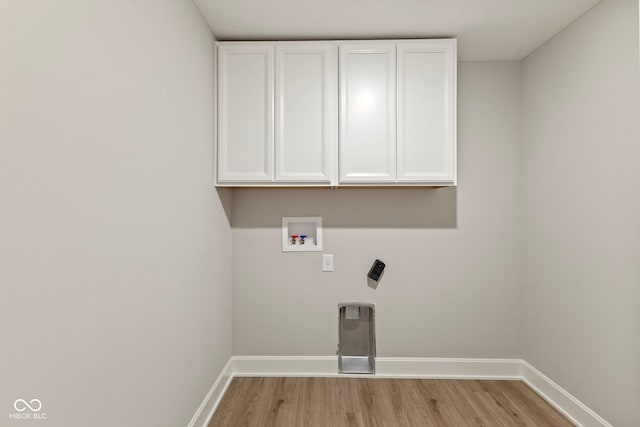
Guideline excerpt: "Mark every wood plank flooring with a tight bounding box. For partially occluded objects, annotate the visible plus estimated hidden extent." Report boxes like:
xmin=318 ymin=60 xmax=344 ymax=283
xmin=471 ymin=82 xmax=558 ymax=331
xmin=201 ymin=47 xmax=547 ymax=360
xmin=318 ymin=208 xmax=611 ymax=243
xmin=208 ymin=377 xmax=574 ymax=427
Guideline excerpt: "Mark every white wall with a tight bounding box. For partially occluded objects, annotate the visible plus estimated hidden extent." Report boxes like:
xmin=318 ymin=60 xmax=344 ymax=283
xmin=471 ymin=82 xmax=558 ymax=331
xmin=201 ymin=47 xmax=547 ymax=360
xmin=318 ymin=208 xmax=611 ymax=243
xmin=522 ymin=1 xmax=640 ymax=425
xmin=232 ymin=62 xmax=524 ymax=358
xmin=0 ymin=1 xmax=232 ymax=426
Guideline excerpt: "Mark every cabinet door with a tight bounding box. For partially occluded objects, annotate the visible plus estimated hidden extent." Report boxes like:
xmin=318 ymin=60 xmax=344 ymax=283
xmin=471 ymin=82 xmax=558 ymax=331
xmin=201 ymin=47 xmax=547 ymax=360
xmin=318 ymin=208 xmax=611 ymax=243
xmin=339 ymin=44 xmax=396 ymax=183
xmin=218 ymin=44 xmax=274 ymax=182
xmin=397 ymin=40 xmax=456 ymax=184
xmin=275 ymin=44 xmax=336 ymax=183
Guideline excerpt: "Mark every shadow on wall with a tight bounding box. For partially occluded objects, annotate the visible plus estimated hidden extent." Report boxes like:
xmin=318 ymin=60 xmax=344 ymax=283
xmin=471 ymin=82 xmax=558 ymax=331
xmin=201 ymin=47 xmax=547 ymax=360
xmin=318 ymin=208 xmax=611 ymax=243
xmin=216 ymin=187 xmax=233 ymax=225
xmin=231 ymin=187 xmax=457 ymax=229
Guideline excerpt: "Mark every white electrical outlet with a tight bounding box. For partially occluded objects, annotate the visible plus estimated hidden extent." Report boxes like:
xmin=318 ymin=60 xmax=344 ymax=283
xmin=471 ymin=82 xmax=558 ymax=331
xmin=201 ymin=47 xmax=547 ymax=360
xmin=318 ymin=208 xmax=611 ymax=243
xmin=322 ymin=254 xmax=334 ymax=272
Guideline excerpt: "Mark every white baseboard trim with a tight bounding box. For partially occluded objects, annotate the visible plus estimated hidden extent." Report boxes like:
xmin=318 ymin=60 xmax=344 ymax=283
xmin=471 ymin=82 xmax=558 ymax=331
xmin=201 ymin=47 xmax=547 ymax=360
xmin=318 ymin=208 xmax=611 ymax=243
xmin=232 ymin=355 xmax=523 ymax=379
xmin=375 ymin=357 xmax=523 ymax=379
xmin=232 ymin=355 xmax=338 ymax=377
xmin=191 ymin=356 xmax=611 ymax=427
xmin=521 ymin=361 xmax=612 ymax=427
xmin=187 ymin=358 xmax=233 ymax=427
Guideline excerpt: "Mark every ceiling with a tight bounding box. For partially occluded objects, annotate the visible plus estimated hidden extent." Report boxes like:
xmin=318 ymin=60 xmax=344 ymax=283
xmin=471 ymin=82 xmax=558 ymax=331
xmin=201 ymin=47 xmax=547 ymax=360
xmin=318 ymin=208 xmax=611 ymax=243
xmin=194 ymin=0 xmax=600 ymax=61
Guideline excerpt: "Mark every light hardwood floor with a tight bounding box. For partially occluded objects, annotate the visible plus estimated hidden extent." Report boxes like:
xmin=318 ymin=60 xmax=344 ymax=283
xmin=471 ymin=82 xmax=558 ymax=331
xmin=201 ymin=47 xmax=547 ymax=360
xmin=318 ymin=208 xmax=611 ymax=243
xmin=208 ymin=377 xmax=574 ymax=426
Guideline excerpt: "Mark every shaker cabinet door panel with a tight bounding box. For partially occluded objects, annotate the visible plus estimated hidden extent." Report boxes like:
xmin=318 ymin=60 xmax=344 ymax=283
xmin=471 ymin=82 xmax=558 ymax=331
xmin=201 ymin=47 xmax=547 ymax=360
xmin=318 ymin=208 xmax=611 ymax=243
xmin=275 ymin=44 xmax=335 ymax=182
xmin=397 ymin=41 xmax=456 ymax=184
xmin=339 ymin=44 xmax=396 ymax=183
xmin=218 ymin=44 xmax=274 ymax=182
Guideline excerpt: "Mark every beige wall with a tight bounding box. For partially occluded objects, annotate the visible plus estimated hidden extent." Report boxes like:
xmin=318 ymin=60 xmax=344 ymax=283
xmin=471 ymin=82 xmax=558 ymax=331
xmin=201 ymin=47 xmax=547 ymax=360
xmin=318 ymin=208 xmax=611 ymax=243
xmin=522 ymin=0 xmax=640 ymax=425
xmin=0 ymin=1 xmax=232 ymax=426
xmin=232 ymin=62 xmax=524 ymax=358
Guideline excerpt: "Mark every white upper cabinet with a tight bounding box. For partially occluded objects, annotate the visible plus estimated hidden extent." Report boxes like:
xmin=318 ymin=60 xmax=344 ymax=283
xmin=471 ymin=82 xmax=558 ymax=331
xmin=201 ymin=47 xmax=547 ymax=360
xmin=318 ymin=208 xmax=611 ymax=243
xmin=218 ymin=44 xmax=274 ymax=182
xmin=216 ymin=39 xmax=457 ymax=187
xmin=397 ymin=41 xmax=456 ymax=184
xmin=339 ymin=43 xmax=397 ymax=183
xmin=275 ymin=44 xmax=336 ymax=183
